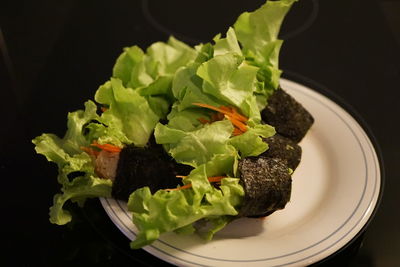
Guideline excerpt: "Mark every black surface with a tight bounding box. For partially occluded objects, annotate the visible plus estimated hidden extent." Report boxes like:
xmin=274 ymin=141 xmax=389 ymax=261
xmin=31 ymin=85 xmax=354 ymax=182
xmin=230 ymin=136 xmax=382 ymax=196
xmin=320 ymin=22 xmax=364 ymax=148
xmin=1 ymin=0 xmax=399 ymax=266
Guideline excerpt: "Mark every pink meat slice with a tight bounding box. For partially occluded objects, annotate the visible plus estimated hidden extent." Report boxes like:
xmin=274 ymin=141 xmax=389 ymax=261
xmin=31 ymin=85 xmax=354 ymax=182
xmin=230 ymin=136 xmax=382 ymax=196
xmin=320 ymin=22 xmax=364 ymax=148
xmin=95 ymin=150 xmax=120 ymax=181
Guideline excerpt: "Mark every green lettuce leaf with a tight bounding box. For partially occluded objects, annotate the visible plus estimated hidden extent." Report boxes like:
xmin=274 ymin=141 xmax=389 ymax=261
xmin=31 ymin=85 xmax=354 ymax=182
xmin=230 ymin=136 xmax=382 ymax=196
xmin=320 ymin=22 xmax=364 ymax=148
xmin=128 ymin=154 xmax=243 ymax=248
xmin=146 ymin=96 xmax=171 ymax=119
xmin=234 ymin=0 xmax=297 ymax=98
xmin=196 ymin=52 xmax=261 ymax=122
xmin=33 ymin=135 xmax=94 ymax=185
xmin=147 ymin=36 xmax=198 ymax=76
xmin=171 ymin=63 xmax=202 ymax=101
xmin=95 ymin=78 xmax=159 ymax=146
xmin=33 ymin=101 xmax=99 ymax=182
xmin=229 ymin=124 xmax=276 ymax=158
xmin=113 ymin=37 xmax=198 ymax=88
xmin=112 ymin=37 xmax=199 ymax=116
xmin=234 ymin=0 xmax=296 ymax=63
xmin=50 ymin=175 xmax=112 ymax=225
xmin=113 ymin=45 xmax=145 ymax=87
xmin=32 ymin=101 xmax=113 ymax=225
xmin=155 ymin=120 xmax=235 ymax=167
xmin=171 ymin=62 xmax=225 ymax=114
xmin=166 ymin=106 xmax=209 ymax=132
xmin=59 ymin=100 xmax=100 ymax=154
xmin=194 ymin=42 xmax=214 ymax=63
xmin=213 ymin=27 xmax=242 ymax=57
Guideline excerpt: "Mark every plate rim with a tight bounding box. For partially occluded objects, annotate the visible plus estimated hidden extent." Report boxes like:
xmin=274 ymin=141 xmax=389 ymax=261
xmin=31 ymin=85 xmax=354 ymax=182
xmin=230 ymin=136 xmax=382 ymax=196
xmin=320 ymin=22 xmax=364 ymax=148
xmin=280 ymin=72 xmax=385 ymax=266
xmin=100 ymin=77 xmax=384 ymax=266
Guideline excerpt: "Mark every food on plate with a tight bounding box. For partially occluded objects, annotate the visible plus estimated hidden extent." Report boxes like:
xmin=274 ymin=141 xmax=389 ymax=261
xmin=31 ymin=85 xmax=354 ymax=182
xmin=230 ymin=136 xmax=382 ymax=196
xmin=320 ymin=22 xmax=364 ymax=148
xmin=261 ymin=87 xmax=315 ymax=142
xmin=238 ymin=157 xmax=292 ymax=218
xmin=32 ymin=0 xmax=313 ymax=249
xmin=260 ymin=134 xmax=302 ymax=171
xmin=111 ymin=139 xmax=192 ymax=200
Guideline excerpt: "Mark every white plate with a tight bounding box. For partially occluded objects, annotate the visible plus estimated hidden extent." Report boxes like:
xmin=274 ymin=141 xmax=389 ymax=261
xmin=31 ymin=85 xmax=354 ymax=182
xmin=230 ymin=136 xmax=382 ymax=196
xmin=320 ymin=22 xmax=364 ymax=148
xmin=100 ymin=78 xmax=381 ymax=267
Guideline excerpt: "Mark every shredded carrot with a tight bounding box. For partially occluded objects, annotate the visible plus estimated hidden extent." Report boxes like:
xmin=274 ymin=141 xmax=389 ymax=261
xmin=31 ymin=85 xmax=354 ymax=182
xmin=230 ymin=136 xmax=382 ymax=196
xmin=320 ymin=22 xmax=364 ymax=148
xmin=197 ymin=117 xmax=210 ymax=124
xmin=193 ymin=102 xmax=249 ymax=136
xmin=207 ymin=176 xmax=225 ymax=183
xmin=219 ymin=106 xmax=231 ymax=112
xmin=224 ymin=115 xmax=248 ymax=132
xmin=193 ymin=102 xmax=222 ymax=112
xmin=230 ymin=107 xmax=248 ymax=122
xmin=193 ymin=103 xmax=247 ymax=122
xmin=176 ymin=175 xmax=187 ymax=179
xmin=90 ymin=141 xmax=122 ymax=153
xmin=81 ymin=146 xmax=100 ymax=157
xmin=100 ymin=107 xmax=108 ymax=112
xmin=232 ymin=128 xmax=244 ymax=136
xmin=165 ymin=184 xmax=193 ymax=191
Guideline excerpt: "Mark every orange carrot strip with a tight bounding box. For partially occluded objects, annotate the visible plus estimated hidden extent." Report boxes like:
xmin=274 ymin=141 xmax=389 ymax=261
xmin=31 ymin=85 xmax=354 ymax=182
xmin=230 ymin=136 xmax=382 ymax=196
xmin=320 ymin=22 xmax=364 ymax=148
xmin=193 ymin=103 xmax=234 ymax=117
xmin=197 ymin=117 xmax=210 ymax=124
xmin=92 ymin=145 xmax=121 ymax=153
xmin=219 ymin=106 xmax=231 ymax=112
xmin=232 ymin=128 xmax=244 ymax=136
xmin=224 ymin=115 xmax=248 ymax=132
xmin=193 ymin=103 xmax=248 ymax=123
xmin=220 ymin=106 xmax=248 ymax=122
xmin=165 ymin=184 xmax=193 ymax=191
xmin=90 ymin=141 xmax=122 ymax=153
xmin=230 ymin=107 xmax=248 ymax=122
xmin=207 ymin=176 xmax=225 ymax=183
xmin=176 ymin=175 xmax=187 ymax=179
xmin=102 ymin=143 xmax=122 ymax=150
xmin=100 ymin=107 xmax=108 ymax=112
xmin=81 ymin=146 xmax=100 ymax=157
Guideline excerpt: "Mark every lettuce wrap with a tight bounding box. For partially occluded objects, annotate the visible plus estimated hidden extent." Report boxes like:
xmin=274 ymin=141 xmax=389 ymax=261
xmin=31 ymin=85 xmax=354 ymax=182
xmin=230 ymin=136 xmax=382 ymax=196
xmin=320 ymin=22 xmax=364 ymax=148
xmin=33 ymin=0 xmax=298 ymax=249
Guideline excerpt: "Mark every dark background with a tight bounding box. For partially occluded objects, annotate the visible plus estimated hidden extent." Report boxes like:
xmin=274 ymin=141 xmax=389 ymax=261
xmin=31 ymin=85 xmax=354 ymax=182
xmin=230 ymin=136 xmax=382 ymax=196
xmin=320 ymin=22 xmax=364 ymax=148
xmin=1 ymin=0 xmax=399 ymax=266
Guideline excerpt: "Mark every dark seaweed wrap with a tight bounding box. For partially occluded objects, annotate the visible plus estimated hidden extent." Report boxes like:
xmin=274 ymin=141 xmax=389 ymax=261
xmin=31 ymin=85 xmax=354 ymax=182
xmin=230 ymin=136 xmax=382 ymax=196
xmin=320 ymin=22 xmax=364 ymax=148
xmin=261 ymin=134 xmax=302 ymax=171
xmin=261 ymin=87 xmax=314 ymax=143
xmin=238 ymin=157 xmax=292 ymax=217
xmin=112 ymin=143 xmax=192 ymax=201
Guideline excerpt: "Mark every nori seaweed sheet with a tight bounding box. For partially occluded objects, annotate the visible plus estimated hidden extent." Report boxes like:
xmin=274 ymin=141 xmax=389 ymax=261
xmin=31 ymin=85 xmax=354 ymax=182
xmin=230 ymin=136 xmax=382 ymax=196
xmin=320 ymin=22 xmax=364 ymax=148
xmin=261 ymin=87 xmax=314 ymax=143
xmin=112 ymin=142 xmax=192 ymax=201
xmin=261 ymin=134 xmax=302 ymax=171
xmin=238 ymin=157 xmax=292 ymax=217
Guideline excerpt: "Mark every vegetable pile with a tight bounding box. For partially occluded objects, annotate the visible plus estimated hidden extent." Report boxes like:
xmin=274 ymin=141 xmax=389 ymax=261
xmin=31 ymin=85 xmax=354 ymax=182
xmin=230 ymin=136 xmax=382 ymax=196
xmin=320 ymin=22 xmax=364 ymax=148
xmin=33 ymin=0 xmax=312 ymax=249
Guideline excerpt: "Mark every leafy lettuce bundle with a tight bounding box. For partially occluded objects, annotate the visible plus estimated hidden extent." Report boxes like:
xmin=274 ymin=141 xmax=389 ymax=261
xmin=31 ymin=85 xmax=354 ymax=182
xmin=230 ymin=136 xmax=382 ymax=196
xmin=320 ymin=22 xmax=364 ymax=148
xmin=33 ymin=0 xmax=298 ymax=248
